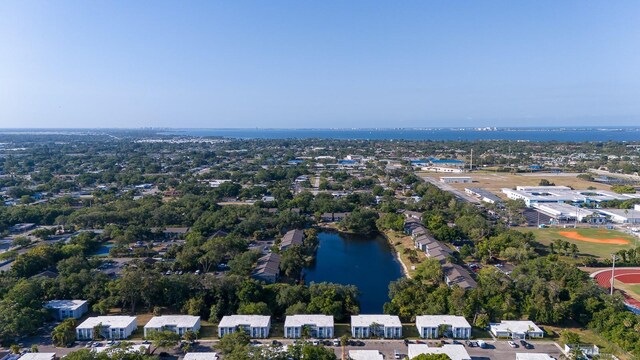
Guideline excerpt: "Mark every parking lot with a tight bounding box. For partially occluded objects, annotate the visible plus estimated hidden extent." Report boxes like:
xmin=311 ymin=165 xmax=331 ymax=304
xmin=327 ymin=339 xmax=564 ymax=360
xmin=12 ymin=336 xmax=564 ymax=360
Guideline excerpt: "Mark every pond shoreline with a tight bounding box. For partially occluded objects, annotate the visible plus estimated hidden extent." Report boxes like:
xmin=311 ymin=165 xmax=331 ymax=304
xmin=306 ymin=228 xmax=404 ymax=313
xmin=314 ymin=224 xmax=411 ymax=279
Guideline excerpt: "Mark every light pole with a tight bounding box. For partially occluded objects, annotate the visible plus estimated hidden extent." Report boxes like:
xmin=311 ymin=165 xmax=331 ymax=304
xmin=610 ymin=253 xmax=617 ymax=296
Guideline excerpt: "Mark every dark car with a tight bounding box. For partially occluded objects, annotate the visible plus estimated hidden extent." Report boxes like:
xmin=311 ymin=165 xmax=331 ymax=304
xmin=356 ymin=340 xmax=365 ymax=346
xmin=520 ymin=340 xmax=534 ymax=349
xmin=271 ymin=340 xmax=282 ymax=346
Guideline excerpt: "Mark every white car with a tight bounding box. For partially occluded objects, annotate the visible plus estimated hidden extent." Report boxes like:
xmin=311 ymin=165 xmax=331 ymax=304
xmin=508 ymin=341 xmax=518 ymax=348
xmin=312 ymin=340 xmax=320 ymax=346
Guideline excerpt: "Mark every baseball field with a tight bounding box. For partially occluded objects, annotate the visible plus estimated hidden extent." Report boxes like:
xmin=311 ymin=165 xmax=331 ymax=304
xmin=530 ymin=227 xmax=638 ymax=258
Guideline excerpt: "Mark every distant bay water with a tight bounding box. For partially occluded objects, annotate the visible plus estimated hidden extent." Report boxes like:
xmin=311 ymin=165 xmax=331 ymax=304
xmin=160 ymin=128 xmax=640 ymax=142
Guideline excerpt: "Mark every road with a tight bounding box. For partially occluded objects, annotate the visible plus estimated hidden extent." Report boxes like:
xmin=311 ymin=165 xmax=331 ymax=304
xmin=419 ymin=175 xmax=481 ymax=204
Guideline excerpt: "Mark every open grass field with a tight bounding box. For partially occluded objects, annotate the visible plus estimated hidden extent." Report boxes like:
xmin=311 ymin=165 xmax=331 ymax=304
xmin=383 ymin=230 xmax=427 ymax=278
xmin=614 ymin=280 xmax=640 ymax=303
xmin=417 ymin=172 xmax=611 ymax=200
xmin=530 ymin=227 xmax=637 ymax=258
xmin=543 ymin=324 xmax=632 ymax=360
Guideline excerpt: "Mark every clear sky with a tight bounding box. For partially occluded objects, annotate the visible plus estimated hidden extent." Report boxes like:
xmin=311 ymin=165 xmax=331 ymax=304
xmin=1 ymin=1 xmax=639 ymax=128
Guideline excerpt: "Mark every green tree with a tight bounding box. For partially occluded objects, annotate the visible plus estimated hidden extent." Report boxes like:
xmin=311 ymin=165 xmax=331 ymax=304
xmin=147 ymin=330 xmax=180 ymax=354
xmin=52 ymin=318 xmax=77 ymax=347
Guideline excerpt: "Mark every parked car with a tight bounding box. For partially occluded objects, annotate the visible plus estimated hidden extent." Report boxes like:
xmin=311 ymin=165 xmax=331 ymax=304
xmin=312 ymin=340 xmax=320 ymax=346
xmin=508 ymin=341 xmax=518 ymax=348
xmin=394 ymin=350 xmax=402 ymax=359
xmin=332 ymin=339 xmax=340 ymax=346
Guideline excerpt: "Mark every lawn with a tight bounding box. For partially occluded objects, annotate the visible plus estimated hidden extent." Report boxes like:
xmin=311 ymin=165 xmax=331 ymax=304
xmin=613 ymin=281 xmax=640 ymax=302
xmin=530 ymin=227 xmax=637 ymax=259
xmin=383 ymin=230 xmax=427 ymax=278
xmin=542 ymin=324 xmax=632 ymax=360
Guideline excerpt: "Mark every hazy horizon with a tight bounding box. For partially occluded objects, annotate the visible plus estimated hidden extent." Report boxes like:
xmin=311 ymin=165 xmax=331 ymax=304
xmin=2 ymin=1 xmax=639 ymax=128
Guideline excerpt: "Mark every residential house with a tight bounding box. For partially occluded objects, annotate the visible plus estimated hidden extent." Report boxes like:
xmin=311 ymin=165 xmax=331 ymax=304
xmin=76 ymin=316 xmax=138 ymax=340
xmin=564 ymin=344 xmax=599 ymax=357
xmin=279 ymin=229 xmax=304 ymax=250
xmin=183 ymin=353 xmax=218 ymax=360
xmin=218 ymin=315 xmax=271 ymax=338
xmin=162 ymin=227 xmax=190 ymax=239
xmin=351 ymin=315 xmax=402 ymax=339
xmin=416 ymin=315 xmax=472 ymax=339
xmin=44 ymin=300 xmax=88 ymax=320
xmin=144 ymin=315 xmax=201 ymax=337
xmin=284 ymin=315 xmax=334 ymax=339
xmin=443 ymin=264 xmax=477 ymax=290
xmin=251 ymin=253 xmax=281 ymax=284
xmin=490 ymin=320 xmax=544 ymax=339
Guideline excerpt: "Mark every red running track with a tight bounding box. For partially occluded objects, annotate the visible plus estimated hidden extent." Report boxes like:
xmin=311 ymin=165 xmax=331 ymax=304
xmin=593 ymin=268 xmax=640 ymax=309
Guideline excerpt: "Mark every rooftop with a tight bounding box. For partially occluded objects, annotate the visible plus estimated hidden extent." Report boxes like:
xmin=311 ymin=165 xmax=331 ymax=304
xmin=515 ymin=354 xmax=555 ymax=360
xmin=407 ymin=344 xmax=471 ymax=360
xmin=348 ymin=350 xmax=384 ymax=360
xmin=18 ymin=354 xmax=56 ymax=360
xmin=182 ymin=353 xmax=219 ymax=360
xmin=44 ymin=299 xmax=87 ymax=311
xmin=490 ymin=320 xmax=542 ymax=334
xmin=218 ymin=315 xmax=271 ymax=328
xmin=280 ymin=229 xmax=304 ymax=249
xmin=77 ymin=316 xmax=137 ymax=329
xmin=416 ymin=315 xmax=471 ymax=329
xmin=351 ymin=315 xmax=401 ymax=328
xmin=284 ymin=314 xmax=334 ymax=328
xmin=145 ymin=315 xmax=200 ymax=329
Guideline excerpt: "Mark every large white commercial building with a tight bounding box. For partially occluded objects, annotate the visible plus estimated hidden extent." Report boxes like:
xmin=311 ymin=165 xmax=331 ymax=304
xmin=144 ymin=315 xmax=201 ymax=337
xmin=350 ymin=315 xmax=402 ymax=339
xmin=284 ymin=315 xmax=334 ymax=339
xmin=407 ymin=344 xmax=471 ymax=360
xmin=44 ymin=300 xmax=88 ymax=320
xmin=76 ymin=316 xmax=137 ymax=340
xmin=218 ymin=315 xmax=271 ymax=338
xmin=598 ymin=208 xmax=640 ymax=224
xmin=416 ymin=315 xmax=472 ymax=339
xmin=440 ymin=176 xmax=472 ymax=184
xmin=502 ymin=186 xmax=639 ymax=207
xmin=532 ymin=203 xmax=605 ymax=223
xmin=490 ymin=320 xmax=544 ymax=339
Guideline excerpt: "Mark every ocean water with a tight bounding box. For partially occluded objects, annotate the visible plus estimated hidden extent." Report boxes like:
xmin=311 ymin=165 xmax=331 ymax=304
xmin=160 ymin=128 xmax=640 ymax=142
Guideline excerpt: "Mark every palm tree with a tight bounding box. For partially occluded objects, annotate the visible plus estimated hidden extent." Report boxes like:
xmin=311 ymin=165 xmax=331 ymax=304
xmin=340 ymin=334 xmax=351 ymax=360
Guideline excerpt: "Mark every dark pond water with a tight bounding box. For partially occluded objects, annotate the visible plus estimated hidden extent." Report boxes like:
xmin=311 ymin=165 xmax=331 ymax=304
xmin=304 ymin=231 xmax=404 ymax=314
xmin=91 ymin=243 xmax=113 ymax=256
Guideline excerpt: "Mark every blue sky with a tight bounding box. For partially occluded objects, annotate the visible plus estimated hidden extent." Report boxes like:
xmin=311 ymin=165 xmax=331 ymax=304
xmin=1 ymin=1 xmax=639 ymax=128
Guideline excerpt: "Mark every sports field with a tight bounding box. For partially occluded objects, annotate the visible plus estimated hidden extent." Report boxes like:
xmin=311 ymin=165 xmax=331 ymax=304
xmin=531 ymin=227 xmax=637 ymax=258
xmin=593 ymin=268 xmax=640 ymax=308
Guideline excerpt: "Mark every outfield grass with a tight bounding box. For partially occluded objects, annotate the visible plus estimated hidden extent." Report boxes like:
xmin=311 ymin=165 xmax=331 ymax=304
xmin=530 ymin=227 xmax=637 ymax=259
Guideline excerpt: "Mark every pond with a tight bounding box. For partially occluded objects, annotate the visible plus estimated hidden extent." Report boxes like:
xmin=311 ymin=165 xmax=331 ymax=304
xmin=91 ymin=243 xmax=114 ymax=256
xmin=304 ymin=230 xmax=404 ymax=314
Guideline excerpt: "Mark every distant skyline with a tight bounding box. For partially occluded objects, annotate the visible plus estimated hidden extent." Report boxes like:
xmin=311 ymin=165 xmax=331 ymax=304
xmin=1 ymin=1 xmax=639 ymax=128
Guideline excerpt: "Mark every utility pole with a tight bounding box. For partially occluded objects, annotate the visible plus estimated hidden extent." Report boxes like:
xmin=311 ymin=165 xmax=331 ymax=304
xmin=610 ymin=253 xmax=617 ymax=296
